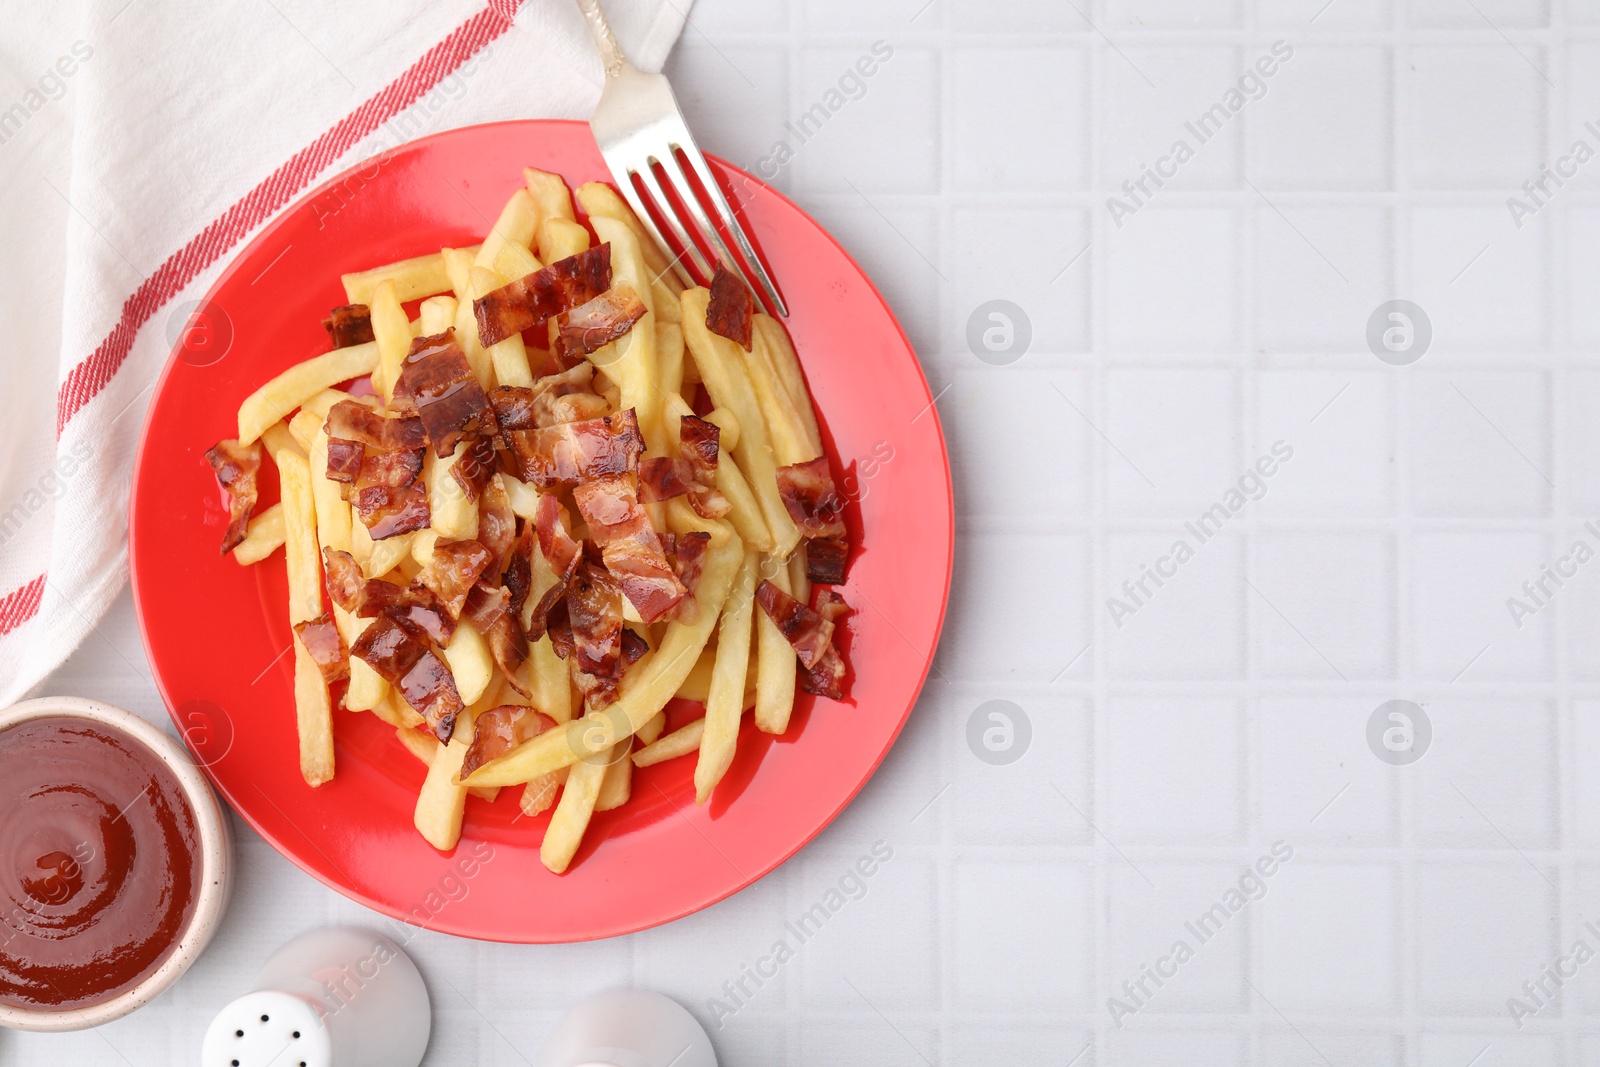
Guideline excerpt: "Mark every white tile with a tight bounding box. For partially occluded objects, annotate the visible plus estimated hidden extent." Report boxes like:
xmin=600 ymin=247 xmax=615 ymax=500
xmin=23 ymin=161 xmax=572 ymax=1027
xmin=1410 ymin=371 xmax=1552 ymax=517
xmin=1104 ymin=863 xmax=1252 ymax=1015
xmin=799 ymin=854 xmax=939 ymax=1010
xmin=1409 ymin=0 xmax=1549 ymax=27
xmin=952 ymin=1028 xmax=1090 ymax=1065
xmin=1410 ymin=530 xmax=1554 ymax=681
xmin=1098 ymin=1031 xmax=1245 ymax=1067
xmin=1412 ymin=700 xmax=1556 ymax=849
xmin=1423 ymin=1034 xmax=1562 ymax=1067
xmin=1260 ymin=862 xmax=1399 ymax=1011
xmin=794 ymin=47 xmax=941 ymax=194
xmin=1105 ymin=0 xmax=1241 ymax=28
xmin=1568 ymin=208 xmax=1600 ymax=345
xmin=1258 ymin=697 xmax=1400 ymax=845
xmin=953 ymin=694 xmax=1093 ymax=846
xmin=1107 ymin=208 xmax=1240 ymax=350
xmin=1256 ymin=371 xmax=1395 ymax=517
xmin=1562 ymin=529 xmax=1600 ymax=680
xmin=953 ymin=859 xmax=1094 ymax=1010
xmin=685 ymin=0 xmax=789 ymax=32
xmin=941 ymin=532 xmax=1091 ymax=683
xmin=1104 ymin=531 xmax=1248 ymax=679
xmin=1409 ymin=205 xmax=1548 ymax=351
xmin=951 ymin=46 xmax=1090 ymax=192
xmin=635 ymin=874 xmax=793 ymax=1016
xmin=1565 ymin=864 xmax=1600 ymax=1015
xmin=797 ymin=1021 xmax=938 ymax=1067
xmin=1257 ymin=1033 xmax=1406 ymax=1063
xmin=804 ymin=0 xmax=934 ymax=28
xmin=1105 ymin=367 xmax=1241 ymax=516
xmin=1100 ymin=46 xmax=1244 ymax=190
xmin=1259 ymin=0 xmax=1390 ymax=28
xmin=1251 ymin=46 xmax=1392 ymax=189
xmin=1254 ymin=206 xmax=1393 ymax=348
xmin=1252 ymin=531 xmax=1397 ymax=680
xmin=951 ymin=207 xmax=1091 ymax=356
xmin=1102 ymin=697 xmax=1245 ymax=844
xmin=1574 ymin=703 xmax=1600 ymax=846
xmin=1415 ymin=862 xmax=1558 ymax=1014
xmin=1405 ymin=46 xmax=1547 ymax=188
xmin=952 ymin=0 xmax=1085 ymax=31
xmin=948 ymin=369 xmax=1091 ymax=518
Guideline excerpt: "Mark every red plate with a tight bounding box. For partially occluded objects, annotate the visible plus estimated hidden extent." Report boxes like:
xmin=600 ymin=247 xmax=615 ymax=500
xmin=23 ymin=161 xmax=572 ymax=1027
xmin=130 ymin=120 xmax=952 ymax=942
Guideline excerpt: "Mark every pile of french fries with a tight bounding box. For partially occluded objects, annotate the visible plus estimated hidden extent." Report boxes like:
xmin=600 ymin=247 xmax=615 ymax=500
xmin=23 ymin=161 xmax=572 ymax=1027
xmin=216 ymin=167 xmax=842 ymax=874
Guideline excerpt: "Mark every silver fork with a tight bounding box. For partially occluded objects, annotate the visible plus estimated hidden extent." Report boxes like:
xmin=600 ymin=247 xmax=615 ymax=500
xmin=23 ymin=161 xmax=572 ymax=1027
xmin=576 ymin=0 xmax=788 ymax=317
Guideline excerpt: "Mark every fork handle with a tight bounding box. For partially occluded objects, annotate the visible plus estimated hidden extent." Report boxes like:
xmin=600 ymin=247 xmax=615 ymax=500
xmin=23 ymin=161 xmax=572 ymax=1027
xmin=575 ymin=0 xmax=629 ymax=78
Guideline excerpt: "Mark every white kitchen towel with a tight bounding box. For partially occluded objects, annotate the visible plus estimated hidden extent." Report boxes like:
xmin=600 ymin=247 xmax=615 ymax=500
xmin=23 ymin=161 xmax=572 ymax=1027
xmin=0 ymin=0 xmax=690 ymax=705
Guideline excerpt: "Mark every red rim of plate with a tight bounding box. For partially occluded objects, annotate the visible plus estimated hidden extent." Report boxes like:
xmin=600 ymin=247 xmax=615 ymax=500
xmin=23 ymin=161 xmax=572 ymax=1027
xmin=128 ymin=119 xmax=953 ymax=942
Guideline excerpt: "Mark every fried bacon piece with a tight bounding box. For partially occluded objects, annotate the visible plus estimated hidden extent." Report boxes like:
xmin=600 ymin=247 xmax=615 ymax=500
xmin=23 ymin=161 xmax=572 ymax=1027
xmin=293 ymin=612 xmax=349 ymax=684
xmin=679 ymin=415 xmax=731 ymax=518
xmin=573 ymin=475 xmax=687 ymax=623
xmin=322 ymin=548 xmax=367 ymax=611
xmin=508 ymin=408 xmax=644 ymax=488
xmin=637 ymin=456 xmax=691 ymax=503
xmin=325 ymin=400 xmax=427 ymax=451
xmin=325 ymin=438 xmax=364 ymax=483
xmin=553 ymin=283 xmax=647 ymax=364
xmin=324 ymin=401 xmax=431 ymax=538
xmin=414 ymin=539 xmax=494 ymax=621
xmin=448 ymin=434 xmax=498 ymax=503
xmin=353 ymin=463 xmax=430 ymax=539
xmin=323 ymin=548 xmax=455 ymax=643
xmin=534 ymin=493 xmax=582 ymax=581
xmin=705 ymin=264 xmax=754 ymax=350
xmin=394 ymin=331 xmax=498 ymax=459
xmin=490 ymin=363 xmax=603 ymax=434
xmin=805 ymin=536 xmax=848 ymax=585
xmin=462 ymin=581 xmax=529 ymax=695
xmin=460 ymin=704 xmax=556 ymax=779
xmin=798 ymin=590 xmax=851 ymax=700
xmin=474 ymin=243 xmax=613 ymax=346
xmin=322 ymin=304 xmax=374 ymax=348
xmin=566 ymin=561 xmax=623 ymax=682
xmin=754 ymin=580 xmax=835 ymax=671
xmin=205 ymin=439 xmax=262 ymax=554
xmin=672 ymin=531 xmax=712 ymax=595
xmin=476 ymin=475 xmax=516 ymax=572
xmin=503 ymin=523 xmax=534 ymax=620
xmin=352 ymin=614 xmax=464 ymax=741
xmin=776 ymin=457 xmax=846 ymax=540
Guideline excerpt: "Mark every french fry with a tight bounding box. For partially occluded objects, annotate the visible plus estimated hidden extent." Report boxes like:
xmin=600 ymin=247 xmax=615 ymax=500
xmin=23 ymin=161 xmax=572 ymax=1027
xmin=371 ymin=689 xmax=424 ymax=730
xmin=747 ymin=326 xmax=819 ymax=466
xmin=529 ymin=634 xmax=573 ymax=724
xmin=237 ymin=342 xmax=377 ymax=446
xmin=232 ymin=503 xmax=285 ymax=565
xmin=410 ymin=528 xmax=440 ymax=567
xmin=342 ymin=251 xmax=457 ymax=305
xmin=675 ymin=644 xmax=717 ymax=703
xmin=261 ymin=422 xmax=303 ymax=464
xmin=637 ymin=711 xmax=666 ymax=747
xmin=657 ymin=322 xmax=685 ymax=402
xmin=663 ymin=393 xmax=770 ymax=551
xmin=293 ymin=638 xmax=335 ymax=786
xmin=275 ymin=450 xmax=321 ymax=625
xmin=419 ymin=294 xmax=458 ymax=335
xmin=752 ymin=315 xmax=823 ymax=456
xmin=596 ymin=743 xmax=632 ymax=812
xmin=425 ymin=445 xmax=479 ymax=539
xmin=395 ymin=725 xmax=438 ymax=765
xmin=474 ymin=189 xmax=539 ymax=271
xmin=575 ymin=180 xmax=685 ymax=316
xmin=364 ymin=531 xmax=415 ymax=580
xmin=471 ymin=266 xmax=533 ymax=387
xmin=681 ymin=287 xmax=802 ymax=555
xmin=703 ymin=406 xmax=740 ymax=452
xmin=335 ymin=606 xmax=388 ymax=711
xmin=540 ymin=751 xmax=607 ymax=874
xmin=462 ymin=530 xmax=741 ymax=787
xmin=695 ymin=548 xmax=757 ymax=803
xmin=519 ymin=767 xmax=566 ymax=818
xmin=502 ymin=475 xmax=541 ymax=521
xmin=755 ymin=556 xmax=800 ymax=734
xmin=788 ymin=546 xmax=811 ymax=606
xmin=441 ymin=622 xmax=494 ymax=706
xmin=288 ymin=408 xmax=323 ymax=451
xmin=538 ymin=216 xmax=590 ymax=264
xmin=415 ymin=720 xmax=471 ymax=851
xmin=588 ymin=218 xmax=661 ymax=447
xmin=308 ymin=429 xmax=353 ymax=554
xmin=524 ymin=167 xmax=576 ymax=228
xmin=369 ymin=279 xmax=410 ymax=402
xmin=633 ymin=718 xmax=705 ymax=767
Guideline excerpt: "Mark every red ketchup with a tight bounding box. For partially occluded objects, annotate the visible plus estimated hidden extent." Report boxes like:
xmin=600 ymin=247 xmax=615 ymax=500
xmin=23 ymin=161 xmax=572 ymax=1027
xmin=0 ymin=717 xmax=202 ymax=1011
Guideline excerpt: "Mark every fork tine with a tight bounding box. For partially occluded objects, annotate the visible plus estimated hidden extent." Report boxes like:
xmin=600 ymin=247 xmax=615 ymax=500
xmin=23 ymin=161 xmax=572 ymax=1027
xmin=598 ymin=151 xmax=700 ymax=291
xmin=631 ymin=157 xmax=716 ymax=285
xmin=654 ymin=145 xmax=783 ymax=317
xmin=672 ymin=141 xmax=789 ymax=318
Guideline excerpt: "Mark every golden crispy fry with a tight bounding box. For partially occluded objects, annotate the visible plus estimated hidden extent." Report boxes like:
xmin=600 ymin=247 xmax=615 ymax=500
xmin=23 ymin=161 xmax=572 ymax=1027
xmin=596 ymin=743 xmax=633 ymax=811
xmin=681 ymin=287 xmax=801 ymax=555
xmin=293 ymin=637 xmax=335 ymax=786
xmin=574 ymin=180 xmax=685 ymax=317
xmin=441 ymin=622 xmax=494 ymax=706
xmin=474 ymin=189 xmax=539 ymax=271
xmin=369 ymin=279 xmax=410 ymax=401
xmin=702 ymin=406 xmax=741 ymax=452
xmin=419 ymin=294 xmax=458 ymax=335
xmin=633 ymin=718 xmax=705 ymax=767
xmin=637 ymin=711 xmax=666 ymax=746
xmin=275 ymin=450 xmax=321 ymax=625
xmin=752 ymin=315 xmax=823 ymax=456
xmin=415 ymin=724 xmax=471 ymax=852
xmin=663 ymin=392 xmax=771 ymax=551
xmin=238 ymin=343 xmax=376 ymax=446
xmin=525 ymin=167 xmax=577 ymax=226
xmin=541 ymin=752 xmax=607 ymax=874
xmin=747 ymin=327 xmax=819 ymax=466
xmin=588 ymin=218 xmax=661 ymax=446
xmin=538 ymin=216 xmax=590 ymax=264
xmin=342 ymin=251 xmax=459 ymax=305
xmin=232 ymin=503 xmax=285 ymax=565
xmin=425 ymin=444 xmax=479 ymax=539
xmin=471 ymin=265 xmax=533 ymax=387
xmin=695 ymin=548 xmax=757 ymax=803
xmin=756 ymin=556 xmax=801 ymax=734
xmin=461 ymin=531 xmax=741 ymax=787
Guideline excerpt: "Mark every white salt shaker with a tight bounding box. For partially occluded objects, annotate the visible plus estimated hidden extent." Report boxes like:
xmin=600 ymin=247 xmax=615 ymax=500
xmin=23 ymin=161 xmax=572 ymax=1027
xmin=201 ymin=927 xmax=430 ymax=1067
xmin=537 ymin=989 xmax=717 ymax=1067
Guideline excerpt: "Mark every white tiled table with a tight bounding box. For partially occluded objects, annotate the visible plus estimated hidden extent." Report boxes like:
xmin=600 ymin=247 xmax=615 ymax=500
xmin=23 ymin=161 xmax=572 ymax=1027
xmin=14 ymin=0 xmax=1600 ymax=1063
